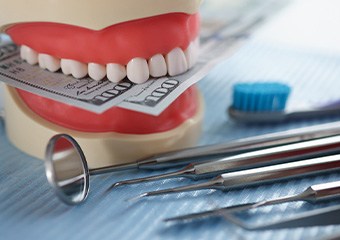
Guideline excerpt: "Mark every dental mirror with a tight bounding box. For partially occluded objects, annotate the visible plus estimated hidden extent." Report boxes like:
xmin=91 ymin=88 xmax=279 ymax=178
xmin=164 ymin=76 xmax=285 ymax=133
xmin=45 ymin=134 xmax=143 ymax=205
xmin=45 ymin=134 xmax=89 ymax=205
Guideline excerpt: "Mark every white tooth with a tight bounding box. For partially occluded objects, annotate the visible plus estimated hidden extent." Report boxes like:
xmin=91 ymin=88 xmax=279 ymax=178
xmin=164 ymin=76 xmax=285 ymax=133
xmin=38 ymin=55 xmax=46 ymax=69
xmin=148 ymin=54 xmax=167 ymax=78
xmin=61 ymin=59 xmax=88 ymax=79
xmin=20 ymin=45 xmax=38 ymax=65
xmin=20 ymin=46 xmax=27 ymax=60
xmin=184 ymin=41 xmax=199 ymax=69
xmin=127 ymin=58 xmax=149 ymax=84
xmin=88 ymin=63 xmax=106 ymax=81
xmin=38 ymin=54 xmax=60 ymax=72
xmin=107 ymin=63 xmax=126 ymax=83
xmin=166 ymin=48 xmax=188 ymax=76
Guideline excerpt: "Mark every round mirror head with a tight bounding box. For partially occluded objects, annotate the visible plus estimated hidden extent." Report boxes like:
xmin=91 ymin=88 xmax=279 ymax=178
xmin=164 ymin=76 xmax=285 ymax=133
xmin=45 ymin=134 xmax=89 ymax=205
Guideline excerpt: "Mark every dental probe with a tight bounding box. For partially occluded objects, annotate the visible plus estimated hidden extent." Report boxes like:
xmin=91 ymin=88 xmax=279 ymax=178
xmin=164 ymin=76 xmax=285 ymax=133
xmin=81 ymin=121 xmax=340 ymax=172
xmin=109 ymin=135 xmax=340 ymax=188
xmin=127 ymin=154 xmax=340 ymax=201
xmin=164 ymin=180 xmax=340 ymax=222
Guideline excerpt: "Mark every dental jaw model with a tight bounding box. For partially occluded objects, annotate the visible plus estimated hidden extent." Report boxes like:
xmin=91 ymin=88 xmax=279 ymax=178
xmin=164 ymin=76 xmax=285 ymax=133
xmin=1 ymin=0 xmax=201 ymax=83
xmin=0 ymin=0 xmax=204 ymax=168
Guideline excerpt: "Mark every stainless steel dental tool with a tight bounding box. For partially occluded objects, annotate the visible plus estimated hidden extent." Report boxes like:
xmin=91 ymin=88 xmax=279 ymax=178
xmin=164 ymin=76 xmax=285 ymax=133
xmin=96 ymin=121 xmax=340 ymax=170
xmin=47 ymin=120 xmax=340 ymax=171
xmin=128 ymin=154 xmax=340 ymax=201
xmin=45 ymin=121 xmax=340 ymax=205
xmin=164 ymin=180 xmax=340 ymax=222
xmin=109 ymin=135 xmax=340 ymax=188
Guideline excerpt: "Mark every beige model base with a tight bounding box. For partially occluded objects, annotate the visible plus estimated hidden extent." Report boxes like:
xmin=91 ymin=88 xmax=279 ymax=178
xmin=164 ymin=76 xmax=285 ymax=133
xmin=4 ymin=86 xmax=204 ymax=169
xmin=0 ymin=0 xmax=201 ymax=30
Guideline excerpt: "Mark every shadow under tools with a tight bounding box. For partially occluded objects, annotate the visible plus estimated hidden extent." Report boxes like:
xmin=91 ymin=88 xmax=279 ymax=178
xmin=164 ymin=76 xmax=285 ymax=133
xmin=100 ymin=184 xmax=152 ymax=220
xmin=97 ymin=168 xmax=140 ymax=180
xmin=222 ymin=204 xmax=340 ymax=231
xmin=125 ymin=188 xmax=220 ymax=205
xmin=101 ymin=197 xmax=149 ymax=223
xmin=161 ymin=217 xmax=229 ymax=236
xmin=235 ymin=201 xmax=315 ymax=217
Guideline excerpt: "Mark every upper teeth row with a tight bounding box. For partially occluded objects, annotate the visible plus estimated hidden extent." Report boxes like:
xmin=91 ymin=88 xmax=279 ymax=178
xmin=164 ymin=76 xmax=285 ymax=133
xmin=20 ymin=39 xmax=199 ymax=84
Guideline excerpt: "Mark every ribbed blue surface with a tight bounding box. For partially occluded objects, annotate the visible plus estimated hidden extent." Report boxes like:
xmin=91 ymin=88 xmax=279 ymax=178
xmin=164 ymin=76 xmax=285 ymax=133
xmin=233 ymin=82 xmax=291 ymax=112
xmin=2 ymin=40 xmax=340 ymax=240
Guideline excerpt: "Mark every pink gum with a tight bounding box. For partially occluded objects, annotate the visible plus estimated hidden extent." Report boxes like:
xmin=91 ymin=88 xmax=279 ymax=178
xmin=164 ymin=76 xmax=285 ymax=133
xmin=7 ymin=13 xmax=200 ymax=65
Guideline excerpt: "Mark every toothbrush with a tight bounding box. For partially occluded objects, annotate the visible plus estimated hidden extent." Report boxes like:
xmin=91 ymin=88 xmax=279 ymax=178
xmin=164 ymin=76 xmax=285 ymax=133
xmin=228 ymin=82 xmax=340 ymax=123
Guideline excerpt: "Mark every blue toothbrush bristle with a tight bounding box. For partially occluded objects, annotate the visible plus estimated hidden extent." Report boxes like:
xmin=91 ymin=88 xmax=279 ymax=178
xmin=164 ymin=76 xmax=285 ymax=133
xmin=232 ymin=82 xmax=291 ymax=112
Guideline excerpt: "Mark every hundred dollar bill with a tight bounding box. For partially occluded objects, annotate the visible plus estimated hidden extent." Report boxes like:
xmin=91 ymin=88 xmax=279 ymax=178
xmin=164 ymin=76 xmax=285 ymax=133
xmin=117 ymin=0 xmax=291 ymax=115
xmin=0 ymin=0 xmax=290 ymax=115
xmin=0 ymin=44 xmax=135 ymax=113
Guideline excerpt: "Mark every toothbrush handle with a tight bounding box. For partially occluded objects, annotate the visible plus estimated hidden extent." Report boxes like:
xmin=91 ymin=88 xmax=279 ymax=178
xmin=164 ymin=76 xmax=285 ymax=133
xmin=229 ymin=106 xmax=340 ymax=123
xmin=287 ymin=107 xmax=340 ymax=121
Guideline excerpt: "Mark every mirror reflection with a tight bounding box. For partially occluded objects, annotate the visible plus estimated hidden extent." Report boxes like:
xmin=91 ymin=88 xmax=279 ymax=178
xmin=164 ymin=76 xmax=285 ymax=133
xmin=50 ymin=135 xmax=87 ymax=204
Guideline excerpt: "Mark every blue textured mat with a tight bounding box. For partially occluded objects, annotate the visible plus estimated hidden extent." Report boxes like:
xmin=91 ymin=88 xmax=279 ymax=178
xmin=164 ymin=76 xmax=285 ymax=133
xmin=2 ymin=40 xmax=340 ymax=240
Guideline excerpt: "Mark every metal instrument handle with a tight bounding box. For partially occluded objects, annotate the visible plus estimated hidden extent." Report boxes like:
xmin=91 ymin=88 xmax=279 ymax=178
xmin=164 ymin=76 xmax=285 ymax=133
xmin=194 ymin=135 xmax=340 ymax=175
xmin=310 ymin=181 xmax=340 ymax=201
xmin=147 ymin=121 xmax=340 ymax=169
xmin=220 ymin=154 xmax=340 ymax=189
